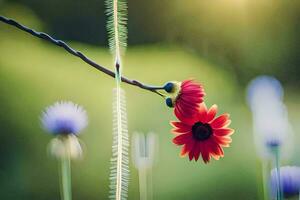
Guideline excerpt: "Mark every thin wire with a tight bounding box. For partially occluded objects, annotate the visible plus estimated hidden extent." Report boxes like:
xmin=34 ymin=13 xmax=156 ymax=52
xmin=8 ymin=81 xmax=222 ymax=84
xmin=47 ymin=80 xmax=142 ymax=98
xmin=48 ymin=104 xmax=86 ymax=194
xmin=0 ymin=15 xmax=164 ymax=97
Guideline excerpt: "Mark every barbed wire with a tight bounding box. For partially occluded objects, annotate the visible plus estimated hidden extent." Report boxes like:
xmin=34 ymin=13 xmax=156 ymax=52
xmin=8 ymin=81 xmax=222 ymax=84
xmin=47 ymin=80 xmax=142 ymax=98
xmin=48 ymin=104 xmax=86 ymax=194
xmin=0 ymin=15 xmax=164 ymax=96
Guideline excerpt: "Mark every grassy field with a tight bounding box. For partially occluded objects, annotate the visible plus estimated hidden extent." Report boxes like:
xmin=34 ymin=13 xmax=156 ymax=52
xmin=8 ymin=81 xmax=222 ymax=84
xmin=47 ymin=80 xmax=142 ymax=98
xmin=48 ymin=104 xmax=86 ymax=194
xmin=1 ymin=22 xmax=300 ymax=200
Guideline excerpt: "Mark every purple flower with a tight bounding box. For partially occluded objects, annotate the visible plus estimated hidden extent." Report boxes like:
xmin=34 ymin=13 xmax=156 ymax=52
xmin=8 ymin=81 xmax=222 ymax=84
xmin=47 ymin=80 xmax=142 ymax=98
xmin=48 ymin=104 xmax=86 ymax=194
xmin=271 ymin=166 xmax=300 ymax=198
xmin=246 ymin=75 xmax=293 ymax=159
xmin=41 ymin=101 xmax=88 ymax=135
xmin=247 ymin=75 xmax=283 ymax=108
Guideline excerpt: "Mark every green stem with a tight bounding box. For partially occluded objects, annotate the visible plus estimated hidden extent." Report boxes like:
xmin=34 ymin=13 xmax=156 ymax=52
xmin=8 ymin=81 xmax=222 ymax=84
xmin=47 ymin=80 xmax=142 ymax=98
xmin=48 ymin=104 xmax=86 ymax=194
xmin=61 ymin=155 xmax=72 ymax=200
xmin=138 ymin=168 xmax=147 ymax=200
xmin=262 ymin=161 xmax=270 ymax=200
xmin=138 ymin=167 xmax=153 ymax=200
xmin=147 ymin=168 xmax=153 ymax=200
xmin=272 ymin=146 xmax=282 ymax=200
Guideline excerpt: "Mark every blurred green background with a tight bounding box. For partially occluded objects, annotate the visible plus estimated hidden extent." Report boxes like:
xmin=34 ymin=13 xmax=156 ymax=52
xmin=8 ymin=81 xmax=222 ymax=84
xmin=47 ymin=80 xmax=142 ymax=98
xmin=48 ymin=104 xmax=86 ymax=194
xmin=0 ymin=0 xmax=300 ymax=199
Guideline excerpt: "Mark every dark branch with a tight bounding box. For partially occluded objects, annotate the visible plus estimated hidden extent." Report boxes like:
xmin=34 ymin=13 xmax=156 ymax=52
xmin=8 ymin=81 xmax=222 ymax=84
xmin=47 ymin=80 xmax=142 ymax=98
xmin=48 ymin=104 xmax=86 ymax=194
xmin=0 ymin=15 xmax=165 ymax=96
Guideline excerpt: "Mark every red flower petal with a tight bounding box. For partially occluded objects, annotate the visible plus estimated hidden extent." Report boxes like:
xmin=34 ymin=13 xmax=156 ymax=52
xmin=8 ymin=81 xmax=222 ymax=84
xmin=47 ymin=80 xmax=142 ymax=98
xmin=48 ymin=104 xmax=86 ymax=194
xmin=194 ymin=143 xmax=201 ymax=161
xmin=198 ymin=103 xmax=208 ymax=122
xmin=213 ymin=135 xmax=232 ymax=147
xmin=182 ymin=85 xmax=203 ymax=93
xmin=188 ymin=142 xmax=202 ymax=161
xmin=204 ymin=140 xmax=224 ymax=161
xmin=175 ymin=97 xmax=201 ymax=118
xmin=181 ymin=92 xmax=204 ymax=99
xmin=181 ymin=79 xmax=200 ymax=89
xmin=210 ymin=114 xmax=230 ymax=129
xmin=189 ymin=147 xmax=195 ymax=161
xmin=176 ymin=99 xmax=198 ymax=114
xmin=174 ymin=107 xmax=197 ymax=125
xmin=201 ymin=143 xmax=211 ymax=163
xmin=174 ymin=79 xmax=205 ymax=118
xmin=170 ymin=121 xmax=192 ymax=133
xmin=180 ymin=144 xmax=189 ymax=156
xmin=180 ymin=139 xmax=195 ymax=156
xmin=170 ymin=101 xmax=234 ymax=164
xmin=205 ymin=104 xmax=218 ymax=123
xmin=173 ymin=133 xmax=192 ymax=145
xmin=210 ymin=140 xmax=224 ymax=157
xmin=221 ymin=120 xmax=232 ymax=128
xmin=181 ymin=79 xmax=192 ymax=87
xmin=213 ymin=128 xmax=234 ymax=136
xmin=211 ymin=154 xmax=220 ymax=160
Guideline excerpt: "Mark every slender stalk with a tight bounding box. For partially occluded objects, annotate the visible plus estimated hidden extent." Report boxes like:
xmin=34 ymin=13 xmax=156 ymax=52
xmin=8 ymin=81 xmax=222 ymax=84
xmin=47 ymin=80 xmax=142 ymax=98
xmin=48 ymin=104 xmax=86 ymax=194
xmin=138 ymin=167 xmax=153 ymax=200
xmin=133 ymin=133 xmax=156 ymax=200
xmin=272 ymin=146 xmax=282 ymax=200
xmin=115 ymin=84 xmax=123 ymax=200
xmin=138 ymin=168 xmax=147 ymax=200
xmin=61 ymin=155 xmax=72 ymax=200
xmin=110 ymin=0 xmax=129 ymax=198
xmin=113 ymin=0 xmax=123 ymax=197
xmin=261 ymin=161 xmax=270 ymax=200
xmin=0 ymin=16 xmax=164 ymax=97
xmin=147 ymin=168 xmax=153 ymax=200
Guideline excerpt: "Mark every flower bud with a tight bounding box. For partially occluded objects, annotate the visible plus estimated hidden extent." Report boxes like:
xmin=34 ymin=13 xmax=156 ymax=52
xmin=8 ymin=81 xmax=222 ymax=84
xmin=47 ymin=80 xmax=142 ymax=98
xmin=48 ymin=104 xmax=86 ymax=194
xmin=163 ymin=81 xmax=181 ymax=94
xmin=49 ymin=135 xmax=83 ymax=160
xmin=165 ymin=97 xmax=174 ymax=108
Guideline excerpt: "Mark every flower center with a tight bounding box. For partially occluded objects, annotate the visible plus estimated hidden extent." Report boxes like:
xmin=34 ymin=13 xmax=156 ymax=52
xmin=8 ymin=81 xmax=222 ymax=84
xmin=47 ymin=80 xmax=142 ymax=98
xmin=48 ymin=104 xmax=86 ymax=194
xmin=192 ymin=122 xmax=212 ymax=141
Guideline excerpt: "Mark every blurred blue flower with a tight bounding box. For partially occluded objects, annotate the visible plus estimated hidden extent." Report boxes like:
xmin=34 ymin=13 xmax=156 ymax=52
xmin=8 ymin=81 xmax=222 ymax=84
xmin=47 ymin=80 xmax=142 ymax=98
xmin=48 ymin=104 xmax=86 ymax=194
xmin=246 ymin=75 xmax=293 ymax=159
xmin=41 ymin=101 xmax=88 ymax=135
xmin=271 ymin=166 xmax=300 ymax=198
xmin=247 ymin=75 xmax=283 ymax=109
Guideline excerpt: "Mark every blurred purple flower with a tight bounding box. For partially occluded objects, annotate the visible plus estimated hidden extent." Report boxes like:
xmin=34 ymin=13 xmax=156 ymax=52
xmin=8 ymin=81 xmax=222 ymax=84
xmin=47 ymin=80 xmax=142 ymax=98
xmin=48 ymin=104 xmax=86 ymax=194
xmin=41 ymin=101 xmax=88 ymax=135
xmin=246 ymin=75 xmax=293 ymax=159
xmin=247 ymin=75 xmax=283 ymax=108
xmin=271 ymin=166 xmax=300 ymax=198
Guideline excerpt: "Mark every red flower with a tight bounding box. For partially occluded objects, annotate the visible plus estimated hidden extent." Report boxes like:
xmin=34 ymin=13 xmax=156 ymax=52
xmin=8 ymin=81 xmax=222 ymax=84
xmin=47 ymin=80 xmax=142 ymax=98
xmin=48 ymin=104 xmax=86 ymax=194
xmin=171 ymin=103 xmax=234 ymax=163
xmin=165 ymin=79 xmax=205 ymax=117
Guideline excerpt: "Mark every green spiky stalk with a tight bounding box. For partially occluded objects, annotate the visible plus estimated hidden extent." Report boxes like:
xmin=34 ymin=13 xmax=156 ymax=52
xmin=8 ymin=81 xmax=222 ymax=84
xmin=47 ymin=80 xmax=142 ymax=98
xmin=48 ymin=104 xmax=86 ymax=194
xmin=106 ymin=0 xmax=129 ymax=199
xmin=106 ymin=0 xmax=128 ymax=65
xmin=109 ymin=87 xmax=129 ymax=200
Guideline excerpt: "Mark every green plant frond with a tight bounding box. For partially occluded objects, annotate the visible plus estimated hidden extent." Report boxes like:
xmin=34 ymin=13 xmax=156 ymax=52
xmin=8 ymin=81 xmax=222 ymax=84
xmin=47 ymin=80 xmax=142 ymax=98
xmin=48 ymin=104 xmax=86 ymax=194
xmin=105 ymin=0 xmax=128 ymax=61
xmin=109 ymin=87 xmax=130 ymax=200
xmin=107 ymin=1 xmax=129 ymax=199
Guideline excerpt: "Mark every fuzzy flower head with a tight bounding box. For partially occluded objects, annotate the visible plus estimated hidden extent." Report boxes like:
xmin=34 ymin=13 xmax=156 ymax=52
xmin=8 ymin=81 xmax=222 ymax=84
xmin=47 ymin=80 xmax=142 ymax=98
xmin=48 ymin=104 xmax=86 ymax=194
xmin=41 ymin=101 xmax=88 ymax=135
xmin=270 ymin=166 xmax=300 ymax=198
xmin=246 ymin=76 xmax=293 ymax=159
xmin=164 ymin=79 xmax=205 ymax=118
xmin=171 ymin=102 xmax=234 ymax=163
xmin=247 ymin=75 xmax=283 ymax=110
